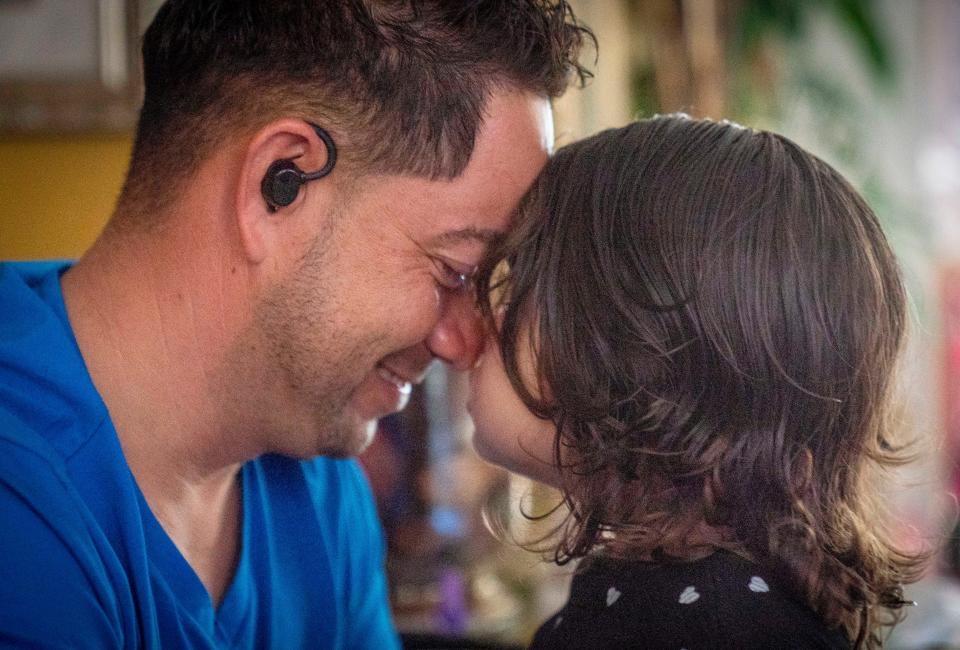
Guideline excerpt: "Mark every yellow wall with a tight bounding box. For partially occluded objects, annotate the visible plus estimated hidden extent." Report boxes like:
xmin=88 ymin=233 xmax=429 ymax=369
xmin=0 ymin=134 xmax=132 ymax=260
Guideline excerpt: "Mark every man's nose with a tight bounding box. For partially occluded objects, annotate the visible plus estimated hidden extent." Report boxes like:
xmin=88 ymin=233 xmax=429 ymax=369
xmin=425 ymin=291 xmax=486 ymax=370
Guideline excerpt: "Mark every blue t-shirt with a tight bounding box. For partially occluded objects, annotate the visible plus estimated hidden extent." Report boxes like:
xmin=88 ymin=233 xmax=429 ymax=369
xmin=0 ymin=261 xmax=401 ymax=649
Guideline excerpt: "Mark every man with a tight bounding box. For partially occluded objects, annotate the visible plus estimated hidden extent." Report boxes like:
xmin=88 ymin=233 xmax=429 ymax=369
xmin=0 ymin=1 xmax=590 ymax=647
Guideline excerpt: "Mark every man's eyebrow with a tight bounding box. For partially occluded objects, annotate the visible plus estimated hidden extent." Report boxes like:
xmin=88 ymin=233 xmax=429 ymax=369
xmin=428 ymin=227 xmax=504 ymax=247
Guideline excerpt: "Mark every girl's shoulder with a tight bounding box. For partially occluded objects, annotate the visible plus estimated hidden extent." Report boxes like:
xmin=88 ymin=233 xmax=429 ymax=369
xmin=529 ymin=550 xmax=851 ymax=649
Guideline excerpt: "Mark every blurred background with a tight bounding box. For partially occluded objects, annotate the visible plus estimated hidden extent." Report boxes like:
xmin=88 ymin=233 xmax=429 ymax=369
xmin=2 ymin=1 xmax=959 ymax=648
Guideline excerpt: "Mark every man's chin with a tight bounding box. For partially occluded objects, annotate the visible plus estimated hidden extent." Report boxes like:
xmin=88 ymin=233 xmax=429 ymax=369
xmin=317 ymin=414 xmax=379 ymax=458
xmin=317 ymin=384 xmax=411 ymax=458
xmin=351 ymin=418 xmax=379 ymax=455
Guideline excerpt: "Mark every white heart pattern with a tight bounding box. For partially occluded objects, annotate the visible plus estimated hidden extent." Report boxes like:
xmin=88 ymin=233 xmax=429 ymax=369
xmin=606 ymin=586 xmax=621 ymax=606
xmin=553 ymin=615 xmax=563 ymax=629
xmin=749 ymin=576 xmax=770 ymax=593
xmin=678 ymin=586 xmax=700 ymax=605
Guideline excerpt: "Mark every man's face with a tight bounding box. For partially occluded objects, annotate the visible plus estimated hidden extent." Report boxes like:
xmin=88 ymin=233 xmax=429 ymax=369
xmin=254 ymin=88 xmax=554 ymax=458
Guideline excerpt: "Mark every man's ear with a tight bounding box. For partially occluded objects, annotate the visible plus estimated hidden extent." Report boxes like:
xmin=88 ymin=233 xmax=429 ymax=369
xmin=235 ymin=119 xmax=336 ymax=264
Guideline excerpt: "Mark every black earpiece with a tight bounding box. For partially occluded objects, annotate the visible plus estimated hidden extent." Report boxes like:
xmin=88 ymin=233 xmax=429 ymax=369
xmin=261 ymin=122 xmax=337 ymax=212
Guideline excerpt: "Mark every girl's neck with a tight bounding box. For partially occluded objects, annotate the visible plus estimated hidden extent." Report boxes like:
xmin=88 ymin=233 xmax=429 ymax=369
xmin=606 ymin=520 xmax=738 ymax=564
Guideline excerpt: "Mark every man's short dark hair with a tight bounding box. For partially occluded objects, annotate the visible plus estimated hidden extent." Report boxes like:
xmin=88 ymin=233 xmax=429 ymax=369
xmin=119 ymin=0 xmax=593 ymax=220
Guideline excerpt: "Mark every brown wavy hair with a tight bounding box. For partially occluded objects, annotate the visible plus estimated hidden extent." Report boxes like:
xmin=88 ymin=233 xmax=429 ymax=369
xmin=476 ymin=115 xmax=925 ymax=647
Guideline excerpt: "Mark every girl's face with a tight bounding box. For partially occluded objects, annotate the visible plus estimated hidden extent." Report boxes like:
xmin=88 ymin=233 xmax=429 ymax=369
xmin=466 ymin=325 xmax=561 ymax=486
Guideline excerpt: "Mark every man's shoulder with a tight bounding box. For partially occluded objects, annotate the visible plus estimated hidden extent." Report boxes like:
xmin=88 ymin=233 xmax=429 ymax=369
xmin=0 ymin=260 xmax=107 ymax=458
xmin=0 ymin=260 xmax=69 ymax=337
xmin=0 ymin=405 xmax=71 ymax=487
xmin=0 ymin=405 xmax=125 ymax=648
xmin=0 ymin=406 xmax=102 ymax=569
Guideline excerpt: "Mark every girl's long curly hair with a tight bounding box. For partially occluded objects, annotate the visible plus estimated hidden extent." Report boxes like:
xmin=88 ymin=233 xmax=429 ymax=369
xmin=476 ymin=116 xmax=925 ymax=647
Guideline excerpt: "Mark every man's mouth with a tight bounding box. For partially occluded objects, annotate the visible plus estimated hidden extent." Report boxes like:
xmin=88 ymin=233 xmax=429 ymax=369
xmin=376 ymin=364 xmax=414 ymax=395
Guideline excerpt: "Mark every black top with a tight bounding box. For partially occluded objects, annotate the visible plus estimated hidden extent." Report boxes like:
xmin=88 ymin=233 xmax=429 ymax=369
xmin=529 ymin=550 xmax=851 ymax=650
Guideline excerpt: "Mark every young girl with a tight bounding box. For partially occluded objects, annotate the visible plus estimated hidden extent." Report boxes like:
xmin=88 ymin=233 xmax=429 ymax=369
xmin=468 ymin=115 xmax=924 ymax=649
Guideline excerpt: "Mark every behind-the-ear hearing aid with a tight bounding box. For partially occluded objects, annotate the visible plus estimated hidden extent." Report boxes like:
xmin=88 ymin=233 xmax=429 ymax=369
xmin=260 ymin=122 xmax=337 ymax=212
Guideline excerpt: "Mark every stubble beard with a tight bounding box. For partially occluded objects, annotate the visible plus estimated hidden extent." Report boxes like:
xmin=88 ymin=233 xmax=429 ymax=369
xmin=249 ymin=230 xmax=381 ymax=459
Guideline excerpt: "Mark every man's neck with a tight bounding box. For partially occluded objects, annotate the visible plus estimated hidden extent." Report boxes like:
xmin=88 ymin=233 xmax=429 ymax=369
xmin=63 ymin=232 xmax=235 ymax=471
xmin=61 ymin=226 xmax=250 ymax=604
